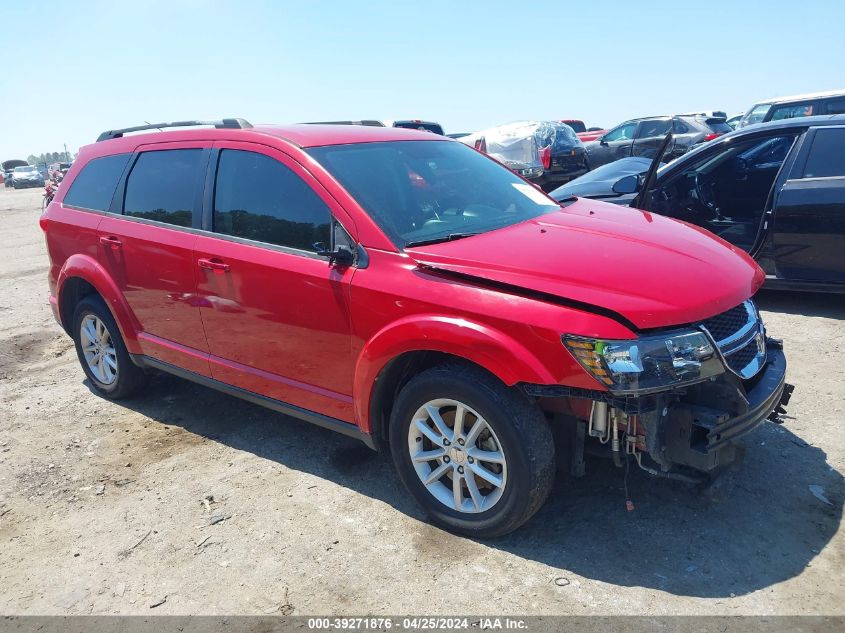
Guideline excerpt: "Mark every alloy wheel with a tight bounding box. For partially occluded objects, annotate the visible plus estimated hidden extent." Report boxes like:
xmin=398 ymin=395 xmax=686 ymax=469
xmin=407 ymin=398 xmax=507 ymax=513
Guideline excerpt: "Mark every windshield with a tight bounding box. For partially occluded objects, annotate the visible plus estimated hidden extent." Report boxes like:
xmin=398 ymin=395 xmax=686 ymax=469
xmin=741 ymin=103 xmax=771 ymax=127
xmin=14 ymin=166 xmax=37 ymax=173
xmin=563 ymin=120 xmax=586 ymax=133
xmin=308 ymin=140 xmax=561 ymax=248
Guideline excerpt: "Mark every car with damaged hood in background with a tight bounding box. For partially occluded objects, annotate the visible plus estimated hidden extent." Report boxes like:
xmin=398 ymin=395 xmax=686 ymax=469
xmin=460 ymin=121 xmax=588 ymax=191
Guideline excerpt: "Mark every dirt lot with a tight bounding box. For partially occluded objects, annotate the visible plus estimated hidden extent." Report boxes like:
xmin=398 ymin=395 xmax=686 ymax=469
xmin=0 ymin=186 xmax=843 ymax=615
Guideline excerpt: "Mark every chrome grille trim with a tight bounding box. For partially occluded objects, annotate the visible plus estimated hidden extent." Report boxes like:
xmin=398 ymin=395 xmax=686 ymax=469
xmin=699 ymin=300 xmax=767 ymax=380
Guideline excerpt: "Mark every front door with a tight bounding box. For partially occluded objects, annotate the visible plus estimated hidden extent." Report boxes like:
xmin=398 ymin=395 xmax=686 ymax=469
xmin=98 ymin=143 xmax=211 ymax=376
xmin=773 ymin=127 xmax=845 ymax=284
xmin=193 ymin=143 xmax=357 ymax=421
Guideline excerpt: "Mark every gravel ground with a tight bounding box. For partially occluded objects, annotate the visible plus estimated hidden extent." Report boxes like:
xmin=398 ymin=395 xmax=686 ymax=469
xmin=0 ymin=187 xmax=842 ymax=615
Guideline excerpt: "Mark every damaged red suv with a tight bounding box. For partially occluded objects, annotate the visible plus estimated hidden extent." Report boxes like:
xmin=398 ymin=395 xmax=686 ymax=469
xmin=41 ymin=119 xmax=791 ymax=537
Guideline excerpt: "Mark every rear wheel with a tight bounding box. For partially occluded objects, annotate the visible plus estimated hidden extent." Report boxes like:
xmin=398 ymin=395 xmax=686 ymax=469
xmin=389 ymin=364 xmax=555 ymax=537
xmin=72 ymin=295 xmax=147 ymax=399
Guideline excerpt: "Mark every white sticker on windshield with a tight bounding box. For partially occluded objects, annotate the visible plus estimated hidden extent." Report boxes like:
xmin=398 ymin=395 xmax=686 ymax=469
xmin=512 ymin=182 xmax=555 ymax=205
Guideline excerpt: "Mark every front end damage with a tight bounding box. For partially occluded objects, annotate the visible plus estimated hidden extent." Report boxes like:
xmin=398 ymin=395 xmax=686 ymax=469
xmin=523 ymin=301 xmax=793 ymax=484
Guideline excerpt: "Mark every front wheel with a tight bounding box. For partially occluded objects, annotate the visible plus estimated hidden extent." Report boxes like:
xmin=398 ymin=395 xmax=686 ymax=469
xmin=389 ymin=364 xmax=555 ymax=538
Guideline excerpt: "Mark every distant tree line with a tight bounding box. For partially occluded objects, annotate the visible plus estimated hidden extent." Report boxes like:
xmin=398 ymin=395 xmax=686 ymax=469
xmin=26 ymin=151 xmax=74 ymax=165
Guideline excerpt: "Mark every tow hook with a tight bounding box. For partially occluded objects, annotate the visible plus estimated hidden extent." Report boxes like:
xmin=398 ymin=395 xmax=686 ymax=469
xmin=767 ymin=383 xmax=795 ymax=424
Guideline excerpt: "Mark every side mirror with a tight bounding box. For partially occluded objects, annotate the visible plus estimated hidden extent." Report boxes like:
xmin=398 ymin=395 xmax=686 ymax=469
xmin=612 ymin=174 xmax=641 ymax=195
xmin=313 ymin=243 xmax=355 ymax=266
xmin=599 ymin=138 xmax=609 ymax=146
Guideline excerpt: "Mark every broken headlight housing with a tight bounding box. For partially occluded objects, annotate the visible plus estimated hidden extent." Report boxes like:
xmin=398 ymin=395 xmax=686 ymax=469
xmin=563 ymin=330 xmax=724 ymax=395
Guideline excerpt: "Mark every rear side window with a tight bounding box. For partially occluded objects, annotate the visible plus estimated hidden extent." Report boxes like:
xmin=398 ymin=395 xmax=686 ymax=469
xmin=803 ymin=128 xmax=845 ymax=178
xmin=123 ymin=149 xmax=204 ymax=227
xmin=672 ymin=119 xmax=691 ymax=134
xmin=821 ymin=98 xmax=845 ymax=115
xmin=63 ymin=153 xmax=131 ymax=211
xmin=213 ymin=149 xmax=331 ymax=252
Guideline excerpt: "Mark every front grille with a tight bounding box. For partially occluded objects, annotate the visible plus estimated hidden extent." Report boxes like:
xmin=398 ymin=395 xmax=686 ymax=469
xmin=698 ymin=300 xmax=765 ymax=379
xmin=700 ymin=303 xmax=749 ymax=343
xmin=726 ymin=341 xmax=758 ymax=374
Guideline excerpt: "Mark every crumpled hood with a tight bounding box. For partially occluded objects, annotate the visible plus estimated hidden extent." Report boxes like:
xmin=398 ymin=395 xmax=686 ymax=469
xmin=405 ymin=199 xmax=764 ymax=330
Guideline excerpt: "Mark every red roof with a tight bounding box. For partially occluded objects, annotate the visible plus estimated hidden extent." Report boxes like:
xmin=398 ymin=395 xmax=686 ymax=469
xmin=252 ymin=124 xmax=448 ymax=147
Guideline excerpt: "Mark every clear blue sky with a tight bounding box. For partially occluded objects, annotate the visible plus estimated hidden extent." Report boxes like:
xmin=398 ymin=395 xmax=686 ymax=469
xmin=1 ymin=0 xmax=843 ymax=159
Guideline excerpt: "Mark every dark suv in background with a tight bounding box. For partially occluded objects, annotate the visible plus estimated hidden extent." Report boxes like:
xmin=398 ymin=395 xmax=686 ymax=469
xmin=584 ymin=115 xmax=731 ymax=169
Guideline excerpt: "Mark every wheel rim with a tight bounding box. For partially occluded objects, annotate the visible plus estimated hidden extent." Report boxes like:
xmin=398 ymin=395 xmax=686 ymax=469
xmin=80 ymin=314 xmax=118 ymax=385
xmin=407 ymin=398 xmax=507 ymax=514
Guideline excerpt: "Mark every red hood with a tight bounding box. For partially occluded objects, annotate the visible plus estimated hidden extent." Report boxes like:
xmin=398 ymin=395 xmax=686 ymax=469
xmin=405 ymin=199 xmax=764 ymax=330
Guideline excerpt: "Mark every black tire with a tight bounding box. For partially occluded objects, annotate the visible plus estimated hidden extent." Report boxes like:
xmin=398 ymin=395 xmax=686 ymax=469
xmin=389 ymin=363 xmax=555 ymax=538
xmin=72 ymin=294 xmax=147 ymax=399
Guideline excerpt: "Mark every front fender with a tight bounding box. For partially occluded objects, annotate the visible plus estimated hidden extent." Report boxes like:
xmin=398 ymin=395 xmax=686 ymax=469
xmin=56 ymin=254 xmax=142 ymax=354
xmin=353 ymin=315 xmax=556 ymax=432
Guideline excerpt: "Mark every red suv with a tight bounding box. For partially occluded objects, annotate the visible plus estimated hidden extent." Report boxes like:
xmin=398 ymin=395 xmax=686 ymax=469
xmin=41 ymin=119 xmax=792 ymax=537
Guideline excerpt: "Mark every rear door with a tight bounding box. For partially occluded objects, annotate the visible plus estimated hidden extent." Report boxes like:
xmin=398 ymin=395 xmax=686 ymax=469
xmin=193 ymin=142 xmax=358 ymax=421
xmin=773 ymin=127 xmax=845 ymax=284
xmin=632 ymin=118 xmax=672 ymax=159
xmin=98 ymin=143 xmax=211 ymax=375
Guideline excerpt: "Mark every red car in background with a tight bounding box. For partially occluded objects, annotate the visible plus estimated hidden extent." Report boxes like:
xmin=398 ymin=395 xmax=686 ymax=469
xmin=41 ymin=119 xmax=790 ymax=537
xmin=561 ymin=119 xmax=607 ymax=142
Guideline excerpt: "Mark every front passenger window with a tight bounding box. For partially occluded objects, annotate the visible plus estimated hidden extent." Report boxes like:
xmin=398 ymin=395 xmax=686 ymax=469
xmin=603 ymin=123 xmax=636 ymax=142
xmin=213 ymin=150 xmax=331 ymax=252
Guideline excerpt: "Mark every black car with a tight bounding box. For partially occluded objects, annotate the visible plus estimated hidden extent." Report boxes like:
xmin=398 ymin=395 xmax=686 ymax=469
xmin=551 ymin=115 xmax=845 ymax=292
xmin=583 ymin=115 xmax=731 ymax=170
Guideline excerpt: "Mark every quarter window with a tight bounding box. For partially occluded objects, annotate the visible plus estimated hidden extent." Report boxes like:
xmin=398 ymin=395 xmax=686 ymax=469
xmin=63 ymin=153 xmax=131 ymax=211
xmin=213 ymin=150 xmax=331 ymax=252
xmin=124 ymin=149 xmax=204 ymax=227
xmin=803 ymin=128 xmax=845 ymax=178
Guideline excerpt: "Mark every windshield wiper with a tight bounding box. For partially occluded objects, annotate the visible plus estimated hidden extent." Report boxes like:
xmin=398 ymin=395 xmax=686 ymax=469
xmin=404 ymin=232 xmax=479 ymax=248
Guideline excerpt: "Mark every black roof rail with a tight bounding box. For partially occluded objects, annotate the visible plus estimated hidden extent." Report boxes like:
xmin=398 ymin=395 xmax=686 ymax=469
xmin=96 ymin=118 xmax=252 ymax=142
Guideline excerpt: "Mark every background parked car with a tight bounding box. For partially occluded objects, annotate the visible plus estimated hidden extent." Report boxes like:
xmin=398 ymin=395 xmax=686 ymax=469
xmin=551 ymin=115 xmax=845 ymax=292
xmin=561 ymin=119 xmax=606 ymax=142
xmin=550 ymin=156 xmax=665 ymax=200
xmin=48 ymin=161 xmax=73 ymax=180
xmin=737 ymin=88 xmax=845 ymax=128
xmin=10 ymin=165 xmax=45 ymax=189
xmin=385 ymin=119 xmax=445 ymax=135
xmin=583 ymin=115 xmax=731 ymax=169
xmin=3 ymin=159 xmax=29 ymax=187
xmin=461 ymin=121 xmax=588 ymax=191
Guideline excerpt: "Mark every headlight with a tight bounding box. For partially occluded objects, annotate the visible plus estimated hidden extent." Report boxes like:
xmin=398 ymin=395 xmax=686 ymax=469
xmin=563 ymin=330 xmax=724 ymax=394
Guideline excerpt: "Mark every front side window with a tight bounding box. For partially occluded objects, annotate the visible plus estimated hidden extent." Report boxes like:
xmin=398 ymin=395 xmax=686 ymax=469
xmin=603 ymin=123 xmax=636 ymax=142
xmin=308 ymin=140 xmax=560 ymax=248
xmin=124 ymin=149 xmax=203 ymax=227
xmin=803 ymin=128 xmax=845 ymax=178
xmin=213 ymin=150 xmax=331 ymax=252
xmin=64 ymin=153 xmax=131 ymax=211
xmin=770 ymin=102 xmax=815 ymax=121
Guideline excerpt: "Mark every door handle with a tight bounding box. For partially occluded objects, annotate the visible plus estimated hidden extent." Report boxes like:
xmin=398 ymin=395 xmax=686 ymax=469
xmin=197 ymin=258 xmax=231 ymax=273
xmin=99 ymin=236 xmax=122 ymax=250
